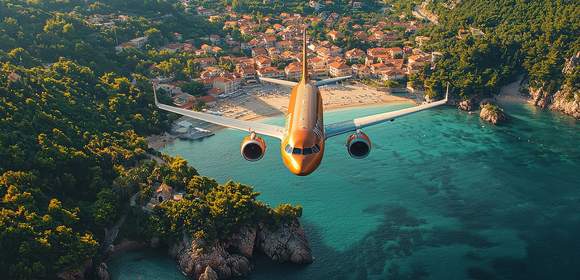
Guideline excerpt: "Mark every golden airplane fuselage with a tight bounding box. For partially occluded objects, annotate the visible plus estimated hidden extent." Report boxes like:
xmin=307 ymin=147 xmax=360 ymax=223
xmin=280 ymin=81 xmax=325 ymax=176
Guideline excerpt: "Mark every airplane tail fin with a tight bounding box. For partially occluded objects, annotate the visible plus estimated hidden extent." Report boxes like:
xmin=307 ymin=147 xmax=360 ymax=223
xmin=301 ymin=29 xmax=309 ymax=82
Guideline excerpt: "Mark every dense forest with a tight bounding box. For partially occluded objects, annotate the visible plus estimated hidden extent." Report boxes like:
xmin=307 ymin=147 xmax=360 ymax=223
xmin=1 ymin=0 xmax=578 ymax=278
xmin=413 ymin=0 xmax=579 ymax=100
xmin=0 ymin=1 xmax=300 ymax=279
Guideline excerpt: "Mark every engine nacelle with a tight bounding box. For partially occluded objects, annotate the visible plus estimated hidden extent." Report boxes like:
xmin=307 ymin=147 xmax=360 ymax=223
xmin=346 ymin=130 xmax=371 ymax=159
xmin=240 ymin=132 xmax=266 ymax=161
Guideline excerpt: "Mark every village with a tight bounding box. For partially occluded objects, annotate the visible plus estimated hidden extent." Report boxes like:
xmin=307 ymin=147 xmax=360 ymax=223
xmin=103 ymin=1 xmax=442 ymax=145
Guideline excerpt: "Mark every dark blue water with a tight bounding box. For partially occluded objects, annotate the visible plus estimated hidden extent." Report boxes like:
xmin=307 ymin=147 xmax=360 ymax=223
xmin=110 ymin=102 xmax=579 ymax=280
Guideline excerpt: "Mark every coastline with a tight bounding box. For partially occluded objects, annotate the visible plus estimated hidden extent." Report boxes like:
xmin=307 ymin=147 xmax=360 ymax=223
xmin=148 ymin=84 xmax=415 ymax=150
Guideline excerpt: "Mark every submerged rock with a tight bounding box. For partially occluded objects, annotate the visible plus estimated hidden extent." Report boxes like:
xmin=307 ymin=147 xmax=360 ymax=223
xmin=256 ymin=219 xmax=313 ymax=264
xmin=480 ymin=103 xmax=507 ymax=125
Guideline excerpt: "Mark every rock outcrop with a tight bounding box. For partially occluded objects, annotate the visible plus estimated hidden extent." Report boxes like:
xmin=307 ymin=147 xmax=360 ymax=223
xmin=199 ymin=266 xmax=218 ymax=280
xmin=550 ymin=85 xmax=579 ymax=118
xmin=529 ymin=51 xmax=580 ymax=119
xmin=170 ymin=219 xmax=312 ymax=279
xmin=480 ymin=103 xmax=507 ymax=125
xmin=256 ymin=220 xmax=313 ymax=264
xmin=225 ymin=226 xmax=256 ymax=258
xmin=170 ymin=236 xmax=251 ymax=280
xmin=529 ymin=85 xmax=551 ymax=108
xmin=458 ymin=99 xmax=473 ymax=111
xmin=96 ymin=263 xmax=110 ymax=280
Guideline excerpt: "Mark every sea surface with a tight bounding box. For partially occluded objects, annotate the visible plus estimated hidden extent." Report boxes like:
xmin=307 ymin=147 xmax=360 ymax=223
xmin=109 ymin=102 xmax=579 ymax=280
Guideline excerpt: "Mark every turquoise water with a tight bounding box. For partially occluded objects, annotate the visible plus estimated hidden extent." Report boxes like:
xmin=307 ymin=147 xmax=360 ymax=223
xmin=110 ymin=102 xmax=579 ymax=280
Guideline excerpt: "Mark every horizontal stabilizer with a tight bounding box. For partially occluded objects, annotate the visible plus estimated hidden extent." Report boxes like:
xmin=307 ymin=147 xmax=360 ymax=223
xmin=259 ymin=77 xmax=298 ymax=87
xmin=315 ymin=76 xmax=352 ymax=87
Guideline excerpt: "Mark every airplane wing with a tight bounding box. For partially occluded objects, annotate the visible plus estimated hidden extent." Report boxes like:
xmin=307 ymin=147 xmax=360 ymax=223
xmin=153 ymin=86 xmax=285 ymax=140
xmin=315 ymin=76 xmax=352 ymax=87
xmin=324 ymin=85 xmax=449 ymax=139
xmin=259 ymin=77 xmax=298 ymax=87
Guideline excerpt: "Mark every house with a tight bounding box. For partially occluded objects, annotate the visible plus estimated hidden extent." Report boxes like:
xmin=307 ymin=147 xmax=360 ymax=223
xmin=255 ymin=55 xmax=272 ymax=69
xmin=193 ymin=57 xmax=217 ymax=68
xmin=354 ymin=31 xmax=368 ymax=41
xmin=407 ymin=54 xmax=431 ymax=74
xmin=155 ymin=183 xmax=173 ymax=203
xmin=309 ymin=56 xmax=326 ymax=71
xmin=328 ymin=61 xmax=352 ymax=77
xmin=370 ymin=62 xmax=389 ymax=76
xmin=276 ymin=40 xmax=294 ymax=50
xmin=115 ymin=36 xmax=148 ymax=52
xmin=345 ymin=48 xmax=365 ymax=63
xmin=285 ymin=62 xmax=302 ymax=80
xmin=267 ymin=47 xmax=280 ymax=57
xmin=200 ymin=67 xmax=224 ymax=79
xmin=236 ymin=64 xmax=257 ymax=80
xmin=379 ymin=69 xmax=406 ymax=81
xmin=367 ymin=48 xmax=390 ymax=62
xmin=351 ymin=64 xmax=371 ymax=78
xmin=251 ymin=47 xmax=268 ymax=57
xmin=457 ymin=28 xmax=471 ymax=39
xmin=7 ymin=72 xmax=21 ymax=82
xmin=415 ymin=36 xmax=431 ymax=47
xmin=263 ymin=35 xmax=277 ymax=47
xmin=155 ymin=83 xmax=184 ymax=96
xmin=386 ymin=47 xmax=404 ymax=58
xmin=327 ymin=30 xmax=341 ymax=41
xmin=197 ymin=7 xmax=215 ymax=16
xmin=213 ymin=76 xmax=241 ymax=94
xmin=257 ymin=66 xmax=284 ymax=78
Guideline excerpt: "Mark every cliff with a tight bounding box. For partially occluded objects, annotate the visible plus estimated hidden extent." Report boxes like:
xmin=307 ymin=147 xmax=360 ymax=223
xmin=170 ymin=219 xmax=312 ymax=280
xmin=529 ymin=52 xmax=580 ymax=119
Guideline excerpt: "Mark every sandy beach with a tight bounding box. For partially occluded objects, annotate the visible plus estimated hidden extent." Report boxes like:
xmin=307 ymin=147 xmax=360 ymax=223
xmin=147 ymin=84 xmax=414 ymax=149
xmin=497 ymin=77 xmax=527 ymax=104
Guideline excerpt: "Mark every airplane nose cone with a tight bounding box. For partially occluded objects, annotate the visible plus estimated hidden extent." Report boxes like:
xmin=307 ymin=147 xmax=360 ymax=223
xmin=286 ymin=156 xmax=318 ymax=176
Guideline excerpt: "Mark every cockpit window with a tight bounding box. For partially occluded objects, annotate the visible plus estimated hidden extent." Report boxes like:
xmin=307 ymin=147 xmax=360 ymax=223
xmin=286 ymin=144 xmax=320 ymax=155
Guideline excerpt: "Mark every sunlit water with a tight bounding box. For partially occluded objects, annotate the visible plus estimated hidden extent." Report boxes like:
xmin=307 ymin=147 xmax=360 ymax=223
xmin=109 ymin=102 xmax=579 ymax=280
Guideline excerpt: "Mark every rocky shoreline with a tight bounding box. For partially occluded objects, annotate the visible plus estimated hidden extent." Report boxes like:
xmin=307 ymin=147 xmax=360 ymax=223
xmin=170 ymin=219 xmax=312 ymax=280
xmin=528 ymin=52 xmax=580 ymax=119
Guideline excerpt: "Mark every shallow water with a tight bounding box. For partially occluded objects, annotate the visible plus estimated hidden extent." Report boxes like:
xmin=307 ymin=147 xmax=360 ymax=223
xmin=110 ymin=102 xmax=579 ymax=280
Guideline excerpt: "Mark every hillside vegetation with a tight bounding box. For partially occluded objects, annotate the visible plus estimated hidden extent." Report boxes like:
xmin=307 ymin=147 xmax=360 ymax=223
xmin=0 ymin=1 xmax=300 ymax=278
xmin=415 ymin=0 xmax=578 ymax=100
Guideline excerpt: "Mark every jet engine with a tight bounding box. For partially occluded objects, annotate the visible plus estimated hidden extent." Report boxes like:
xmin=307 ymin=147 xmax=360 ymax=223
xmin=240 ymin=132 xmax=266 ymax=161
xmin=346 ymin=130 xmax=371 ymax=159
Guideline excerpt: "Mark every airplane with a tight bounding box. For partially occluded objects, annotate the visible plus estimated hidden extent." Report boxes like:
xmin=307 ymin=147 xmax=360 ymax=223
xmin=153 ymin=31 xmax=449 ymax=176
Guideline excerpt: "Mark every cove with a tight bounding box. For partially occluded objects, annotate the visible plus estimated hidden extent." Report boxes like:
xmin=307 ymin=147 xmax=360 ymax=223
xmin=110 ymin=102 xmax=579 ymax=279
